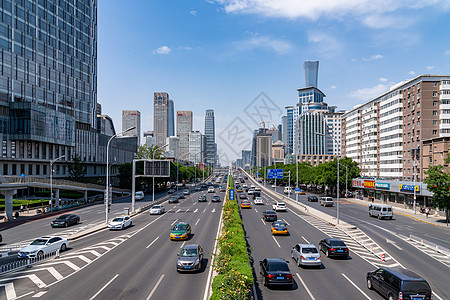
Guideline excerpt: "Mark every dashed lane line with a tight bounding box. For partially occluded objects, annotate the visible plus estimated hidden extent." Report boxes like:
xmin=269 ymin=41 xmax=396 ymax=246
xmin=180 ymin=241 xmax=186 ymax=249
xmin=89 ymin=273 xmax=119 ymax=300
xmin=296 ymin=273 xmax=316 ymax=300
xmin=146 ymin=274 xmax=165 ymax=300
xmin=341 ymin=273 xmax=372 ymax=300
xmin=170 ymin=219 xmax=179 ymax=226
xmin=146 ymin=237 xmax=159 ymax=249
xmin=195 ymin=219 xmax=201 ymax=226
xmin=272 ymin=236 xmax=281 ymax=248
xmin=302 ymin=236 xmax=310 ymax=244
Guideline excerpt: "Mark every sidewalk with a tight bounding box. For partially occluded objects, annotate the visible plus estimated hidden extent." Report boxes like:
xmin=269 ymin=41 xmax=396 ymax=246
xmin=344 ymin=197 xmax=450 ymax=228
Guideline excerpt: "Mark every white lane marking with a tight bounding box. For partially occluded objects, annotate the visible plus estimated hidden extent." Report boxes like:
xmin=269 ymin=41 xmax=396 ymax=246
xmin=39 ymin=260 xmax=80 ymax=271
xmin=194 ymin=208 xmax=198 ymax=213
xmin=176 ymin=209 xmax=181 ymax=213
xmin=386 ymin=238 xmax=403 ymax=250
xmin=302 ymin=236 xmax=310 ymax=244
xmin=195 ymin=218 xmax=201 ymax=226
xmin=171 ymin=219 xmax=178 ymax=226
xmin=32 ymin=291 xmax=47 ymax=298
xmin=212 ymin=208 xmax=216 ymax=213
xmin=89 ymin=274 xmax=119 ymax=300
xmin=146 ymin=237 xmax=160 ymax=249
xmin=203 ymin=208 xmax=207 ymax=213
xmin=433 ymin=292 xmax=444 ymax=300
xmin=41 ymin=267 xmax=64 ymax=281
xmin=56 ymin=255 xmax=92 ymax=264
xmin=254 ymin=208 xmax=258 ymax=213
xmin=296 ymin=273 xmax=316 ymax=300
xmin=71 ymin=250 xmax=101 ymax=257
xmin=341 ymin=273 xmax=372 ymax=300
xmin=260 ymin=218 xmax=266 ymax=225
xmin=283 ymin=219 xmax=291 ymax=226
xmin=272 ymin=236 xmax=281 ymax=248
xmin=180 ymin=241 xmax=186 ymax=249
xmin=146 ymin=274 xmax=165 ymax=300
xmin=3 ymin=283 xmax=16 ymax=299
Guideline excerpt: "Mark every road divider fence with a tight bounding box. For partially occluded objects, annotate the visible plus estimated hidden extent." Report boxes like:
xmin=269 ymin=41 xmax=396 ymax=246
xmin=0 ymin=249 xmax=59 ymax=275
xmin=409 ymin=234 xmax=450 ymax=257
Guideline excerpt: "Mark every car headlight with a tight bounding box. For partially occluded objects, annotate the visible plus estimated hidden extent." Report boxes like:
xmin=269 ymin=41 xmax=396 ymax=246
xmin=177 ymin=260 xmax=182 ymax=266
xmin=194 ymin=259 xmax=200 ymax=265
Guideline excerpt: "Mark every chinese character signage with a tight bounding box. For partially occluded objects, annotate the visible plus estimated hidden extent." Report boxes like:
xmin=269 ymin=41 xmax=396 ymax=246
xmin=399 ymin=184 xmax=420 ymax=192
xmin=364 ymin=180 xmax=375 ymax=188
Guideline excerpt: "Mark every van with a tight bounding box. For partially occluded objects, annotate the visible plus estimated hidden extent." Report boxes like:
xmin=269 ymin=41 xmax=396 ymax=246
xmin=135 ymin=191 xmax=144 ymax=200
xmin=369 ymin=204 xmax=393 ymax=220
xmin=284 ymin=186 xmax=291 ymax=194
xmin=319 ymin=197 xmax=334 ymax=207
xmin=367 ymin=267 xmax=432 ymax=300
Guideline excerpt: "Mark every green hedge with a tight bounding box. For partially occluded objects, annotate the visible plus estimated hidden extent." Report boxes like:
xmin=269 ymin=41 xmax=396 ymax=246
xmin=211 ymin=174 xmax=253 ymax=300
xmin=0 ymin=199 xmax=47 ymax=210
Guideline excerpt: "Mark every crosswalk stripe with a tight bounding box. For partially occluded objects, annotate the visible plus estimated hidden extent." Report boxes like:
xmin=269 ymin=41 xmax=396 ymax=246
xmin=40 ymin=260 xmax=80 ymax=271
xmin=32 ymin=291 xmax=48 ymax=298
xmin=3 ymin=283 xmax=16 ymax=300
xmin=62 ymin=255 xmax=92 ymax=264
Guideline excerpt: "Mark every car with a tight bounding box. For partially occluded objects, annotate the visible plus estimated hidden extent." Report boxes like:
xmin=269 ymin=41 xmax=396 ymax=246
xmin=183 ymin=189 xmax=190 ymax=195
xmin=259 ymin=258 xmax=293 ymax=288
xmin=135 ymin=191 xmax=145 ymax=200
xmin=271 ymin=184 xmax=276 ymax=188
xmin=18 ymin=236 xmax=69 ymax=259
xmin=263 ymin=210 xmax=277 ymax=222
xmin=51 ymin=214 xmax=80 ymax=227
xmin=169 ymin=196 xmax=179 ymax=203
xmin=149 ymin=204 xmax=165 ymax=215
xmin=271 ymin=220 xmax=288 ymax=235
xmin=108 ymin=216 xmax=132 ymax=230
xmin=272 ymin=202 xmax=287 ymax=212
xmin=254 ymin=197 xmax=264 ymax=205
xmin=201 ymin=183 xmax=207 ymax=189
xmin=250 ymin=184 xmax=255 ymax=189
xmin=177 ymin=192 xmax=185 ymax=199
xmin=198 ymin=195 xmax=207 ymax=202
xmin=195 ymin=186 xmax=201 ymax=191
xmin=168 ymin=189 xmax=176 ymax=194
xmin=291 ymin=244 xmax=322 ymax=267
xmin=319 ymin=197 xmax=334 ymax=207
xmin=307 ymin=195 xmax=318 ymax=202
xmin=283 ymin=187 xmax=291 ymax=194
xmin=170 ymin=222 xmax=191 ymax=240
xmin=369 ymin=204 xmax=393 ymax=220
xmin=236 ymin=187 xmax=243 ymax=192
xmin=299 ymin=189 xmax=305 ymax=195
xmin=177 ymin=244 xmax=204 ymax=272
xmin=367 ymin=267 xmax=432 ymax=300
xmin=242 ymin=184 xmax=248 ymax=188
xmin=208 ymin=187 xmax=215 ymax=193
xmin=211 ymin=195 xmax=221 ymax=202
xmin=241 ymin=200 xmax=251 ymax=208
xmin=239 ymin=193 xmax=247 ymax=199
xmin=219 ymin=186 xmax=226 ymax=192
xmin=319 ymin=238 xmax=349 ymax=258
xmin=248 ymin=189 xmax=254 ymax=195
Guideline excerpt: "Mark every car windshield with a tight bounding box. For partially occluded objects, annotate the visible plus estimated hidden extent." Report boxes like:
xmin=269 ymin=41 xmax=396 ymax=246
xmin=173 ymin=224 xmax=187 ymax=231
xmin=153 ymin=206 xmax=161 ymax=209
xmin=302 ymin=247 xmax=318 ymax=253
xmin=402 ymin=281 xmax=430 ymax=293
xmin=112 ymin=217 xmax=123 ymax=222
xmin=330 ymin=240 xmax=346 ymax=246
xmin=31 ymin=239 xmax=48 ymax=245
xmin=273 ymin=222 xmax=286 ymax=227
xmin=181 ymin=249 xmax=198 ymax=257
xmin=276 ymin=203 xmax=285 ymax=206
xmin=56 ymin=215 xmax=69 ymax=220
xmin=268 ymin=262 xmax=290 ymax=272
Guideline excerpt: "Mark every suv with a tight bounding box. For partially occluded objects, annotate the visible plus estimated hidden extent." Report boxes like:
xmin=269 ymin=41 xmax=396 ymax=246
xmin=263 ymin=210 xmax=277 ymax=221
xmin=259 ymin=258 xmax=293 ymax=288
xmin=320 ymin=197 xmax=334 ymax=207
xmin=135 ymin=191 xmax=144 ymax=200
xmin=307 ymin=195 xmax=318 ymax=202
xmin=367 ymin=267 xmax=432 ymax=300
xmin=177 ymin=244 xmax=203 ymax=272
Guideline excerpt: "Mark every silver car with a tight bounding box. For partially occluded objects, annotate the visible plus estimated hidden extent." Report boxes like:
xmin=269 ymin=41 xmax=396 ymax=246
xmin=291 ymin=244 xmax=322 ymax=267
xmin=177 ymin=244 xmax=203 ymax=272
xmin=149 ymin=205 xmax=165 ymax=215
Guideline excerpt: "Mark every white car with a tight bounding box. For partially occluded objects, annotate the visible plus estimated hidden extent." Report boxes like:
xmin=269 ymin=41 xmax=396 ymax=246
xmin=135 ymin=191 xmax=144 ymax=200
xmin=272 ymin=184 xmax=276 ymax=188
xmin=18 ymin=236 xmax=69 ymax=259
xmin=248 ymin=189 xmax=254 ymax=195
xmin=272 ymin=202 xmax=287 ymax=211
xmin=108 ymin=216 xmax=132 ymax=230
xmin=291 ymin=244 xmax=322 ymax=267
xmin=284 ymin=187 xmax=291 ymax=194
xmin=150 ymin=204 xmax=165 ymax=215
xmin=319 ymin=197 xmax=334 ymax=207
xmin=254 ymin=197 xmax=264 ymax=205
xmin=208 ymin=187 xmax=215 ymax=193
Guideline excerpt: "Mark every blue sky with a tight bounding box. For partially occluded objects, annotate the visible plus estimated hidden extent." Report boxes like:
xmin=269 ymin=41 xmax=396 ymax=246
xmin=98 ymin=0 xmax=450 ymax=165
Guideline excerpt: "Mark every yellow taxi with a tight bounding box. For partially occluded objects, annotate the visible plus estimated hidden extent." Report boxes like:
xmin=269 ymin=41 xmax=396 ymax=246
xmin=237 ymin=187 xmax=243 ymax=193
xmin=240 ymin=200 xmax=251 ymax=209
xmin=299 ymin=189 xmax=305 ymax=195
xmin=170 ymin=222 xmax=191 ymax=240
xmin=271 ymin=220 xmax=288 ymax=235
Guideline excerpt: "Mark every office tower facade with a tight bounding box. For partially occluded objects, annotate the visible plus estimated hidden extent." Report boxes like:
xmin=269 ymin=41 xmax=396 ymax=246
xmin=283 ymin=106 xmax=294 ymax=155
xmin=204 ymin=109 xmax=216 ymax=166
xmin=242 ymin=150 xmax=251 ymax=168
xmin=189 ymin=131 xmax=203 ymax=164
xmin=304 ymin=61 xmax=319 ymax=88
xmin=168 ymin=99 xmax=174 ymax=137
xmin=176 ymin=111 xmax=193 ymax=159
xmin=256 ymin=134 xmax=272 ymax=168
xmin=153 ymin=92 xmax=171 ymax=147
xmin=143 ymin=131 xmax=156 ymax=147
xmin=122 ymin=110 xmax=141 ymax=145
xmin=165 ymin=136 xmax=180 ymax=159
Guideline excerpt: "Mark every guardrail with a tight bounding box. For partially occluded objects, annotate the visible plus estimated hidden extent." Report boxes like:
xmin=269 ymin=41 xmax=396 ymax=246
xmin=0 ymin=243 xmax=29 ymax=257
xmin=409 ymin=234 xmax=450 ymax=257
xmin=0 ymin=249 xmax=59 ymax=274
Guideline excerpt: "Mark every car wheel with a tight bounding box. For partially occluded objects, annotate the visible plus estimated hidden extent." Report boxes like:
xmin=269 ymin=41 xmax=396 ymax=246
xmin=129 ymin=221 xmax=132 ymax=227
xmin=367 ymin=278 xmax=373 ymax=290
xmin=369 ymin=212 xmax=372 ymax=217
xmin=378 ymin=214 xmax=382 ymax=220
xmin=60 ymin=244 xmax=67 ymax=252
xmin=326 ymin=250 xmax=330 ymax=257
xmin=37 ymin=251 xmax=44 ymax=257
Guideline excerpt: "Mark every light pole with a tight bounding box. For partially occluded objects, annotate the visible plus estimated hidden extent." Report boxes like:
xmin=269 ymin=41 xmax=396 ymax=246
xmin=50 ymin=155 xmax=65 ymax=212
xmin=284 ymin=145 xmax=298 ymax=202
xmin=412 ymin=148 xmax=420 ymax=214
xmin=315 ymin=132 xmax=340 ymax=225
xmin=106 ymin=126 xmax=135 ymax=223
xmin=340 ymin=164 xmax=348 ymax=198
xmin=176 ymin=152 xmax=190 ymax=191
xmin=152 ymin=143 xmax=169 ymax=202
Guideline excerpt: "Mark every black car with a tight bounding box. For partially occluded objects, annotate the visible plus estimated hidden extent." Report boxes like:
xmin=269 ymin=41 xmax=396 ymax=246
xmin=239 ymin=193 xmax=247 ymax=199
xmin=198 ymin=195 xmax=207 ymax=202
xmin=201 ymin=183 xmax=207 ymax=189
xmin=169 ymin=196 xmax=179 ymax=203
xmin=367 ymin=267 xmax=432 ymax=300
xmin=263 ymin=210 xmax=277 ymax=222
xmin=319 ymin=238 xmax=349 ymax=258
xmin=176 ymin=192 xmax=184 ymax=199
xmin=259 ymin=258 xmax=293 ymax=288
xmin=211 ymin=195 xmax=221 ymax=202
xmin=168 ymin=189 xmax=175 ymax=194
xmin=51 ymin=214 xmax=80 ymax=227
xmin=307 ymin=195 xmax=318 ymax=202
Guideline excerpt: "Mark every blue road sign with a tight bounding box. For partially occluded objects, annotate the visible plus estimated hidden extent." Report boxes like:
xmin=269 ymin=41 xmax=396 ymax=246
xmin=257 ymin=172 xmax=260 ymax=176
xmin=229 ymin=189 xmax=235 ymax=200
xmin=295 ymin=188 xmax=300 ymax=192
xmin=267 ymin=169 xmax=283 ymax=179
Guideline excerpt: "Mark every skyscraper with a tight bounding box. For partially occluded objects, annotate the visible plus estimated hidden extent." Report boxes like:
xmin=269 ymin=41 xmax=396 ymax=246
xmin=122 ymin=110 xmax=141 ymax=145
xmin=176 ymin=111 xmax=193 ymax=159
xmin=154 ymin=92 xmax=171 ymax=147
xmin=204 ymin=109 xmax=216 ymax=166
xmin=304 ymin=61 xmax=319 ymax=88
xmin=168 ymin=99 xmax=175 ymax=137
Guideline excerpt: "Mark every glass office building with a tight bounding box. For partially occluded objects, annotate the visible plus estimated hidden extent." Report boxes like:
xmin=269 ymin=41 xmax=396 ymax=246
xmin=303 ymin=60 xmax=319 ymax=88
xmin=204 ymin=109 xmax=216 ymax=166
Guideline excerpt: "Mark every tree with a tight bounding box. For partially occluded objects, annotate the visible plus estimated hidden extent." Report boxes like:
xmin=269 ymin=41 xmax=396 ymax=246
xmin=67 ymin=153 xmax=87 ymax=182
xmin=424 ymin=165 xmax=450 ymax=225
xmin=117 ymin=163 xmax=132 ymax=189
xmin=137 ymin=144 xmax=164 ymax=159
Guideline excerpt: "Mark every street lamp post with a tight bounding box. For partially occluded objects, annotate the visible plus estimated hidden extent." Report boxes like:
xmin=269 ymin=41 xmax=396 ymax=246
xmin=340 ymin=164 xmax=348 ymax=198
xmin=50 ymin=155 xmax=65 ymax=212
xmin=284 ymin=145 xmax=298 ymax=202
xmin=106 ymin=126 xmax=135 ymax=223
xmin=152 ymin=143 xmax=169 ymax=202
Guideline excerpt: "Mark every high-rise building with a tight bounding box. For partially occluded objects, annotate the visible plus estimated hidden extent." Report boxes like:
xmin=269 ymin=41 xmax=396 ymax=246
xmin=204 ymin=109 xmax=216 ymax=166
xmin=256 ymin=134 xmax=272 ymax=168
xmin=154 ymin=92 xmax=171 ymax=147
xmin=176 ymin=111 xmax=193 ymax=159
xmin=165 ymin=136 xmax=180 ymax=159
xmin=143 ymin=131 xmax=156 ymax=147
xmin=242 ymin=150 xmax=252 ymax=168
xmin=168 ymin=99 xmax=175 ymax=137
xmin=282 ymin=106 xmax=294 ymax=155
xmin=304 ymin=61 xmax=319 ymax=88
xmin=189 ymin=131 xmax=203 ymax=164
xmin=122 ymin=110 xmax=141 ymax=145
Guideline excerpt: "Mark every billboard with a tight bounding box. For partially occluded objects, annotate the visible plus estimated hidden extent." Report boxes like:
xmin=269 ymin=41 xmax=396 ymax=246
xmin=267 ymin=169 xmax=283 ymax=179
xmin=144 ymin=160 xmax=170 ymax=177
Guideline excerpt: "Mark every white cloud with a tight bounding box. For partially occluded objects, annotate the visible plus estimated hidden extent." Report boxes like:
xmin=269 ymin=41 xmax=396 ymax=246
xmin=307 ymin=31 xmax=343 ymax=58
xmin=350 ymin=83 xmax=389 ymax=101
xmin=426 ymin=65 xmax=435 ymax=71
xmin=362 ymin=54 xmax=383 ymax=61
xmin=178 ymin=46 xmax=192 ymax=51
xmin=445 ymin=50 xmax=450 ymax=55
xmin=153 ymin=46 xmax=172 ymax=55
xmin=379 ymin=77 xmax=388 ymax=83
xmin=234 ymin=36 xmax=293 ymax=55
xmin=330 ymin=85 xmax=337 ymax=90
xmin=408 ymin=70 xmax=416 ymax=76
xmin=190 ymin=10 xmax=198 ymax=16
xmin=362 ymin=14 xmax=415 ymax=29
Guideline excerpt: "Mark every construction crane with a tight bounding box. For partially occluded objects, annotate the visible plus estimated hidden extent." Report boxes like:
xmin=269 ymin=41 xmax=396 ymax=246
xmin=260 ymin=120 xmax=275 ymax=134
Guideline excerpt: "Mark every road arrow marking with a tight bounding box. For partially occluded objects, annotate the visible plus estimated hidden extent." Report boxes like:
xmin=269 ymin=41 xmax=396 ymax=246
xmin=211 ymin=208 xmax=216 ymax=213
xmin=386 ymin=239 xmax=403 ymax=250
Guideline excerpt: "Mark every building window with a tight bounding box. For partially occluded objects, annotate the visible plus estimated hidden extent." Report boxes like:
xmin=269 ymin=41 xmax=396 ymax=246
xmin=3 ymin=164 xmax=7 ymax=175
xmin=429 ymin=157 xmax=432 ymax=163
xmin=434 ymin=146 xmax=437 ymax=152
xmin=36 ymin=165 xmax=40 ymax=175
xmin=433 ymin=130 xmax=437 ymax=135
xmin=28 ymin=164 xmax=32 ymax=175
xmin=433 ymin=100 xmax=438 ymax=106
xmin=433 ymin=82 xmax=437 ymax=87
xmin=433 ymin=111 xmax=437 ymax=116
xmin=434 ymin=160 xmax=437 ymax=166
xmin=433 ymin=91 xmax=437 ymax=97
xmin=12 ymin=164 xmax=17 ymax=175
xmin=433 ymin=120 xmax=437 ymax=125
